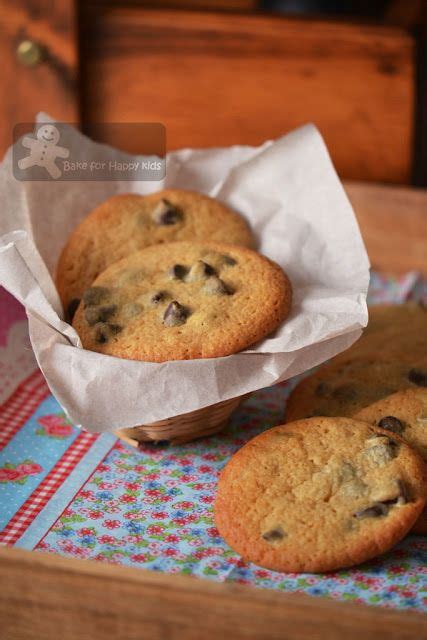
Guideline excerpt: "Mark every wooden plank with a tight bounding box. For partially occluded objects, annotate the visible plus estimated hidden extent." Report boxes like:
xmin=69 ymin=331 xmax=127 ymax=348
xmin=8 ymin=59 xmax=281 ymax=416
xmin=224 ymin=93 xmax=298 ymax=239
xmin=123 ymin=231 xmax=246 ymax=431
xmin=80 ymin=8 xmax=414 ymax=183
xmin=345 ymin=181 xmax=427 ymax=274
xmin=0 ymin=547 xmax=425 ymax=640
xmin=0 ymin=0 xmax=79 ymax=159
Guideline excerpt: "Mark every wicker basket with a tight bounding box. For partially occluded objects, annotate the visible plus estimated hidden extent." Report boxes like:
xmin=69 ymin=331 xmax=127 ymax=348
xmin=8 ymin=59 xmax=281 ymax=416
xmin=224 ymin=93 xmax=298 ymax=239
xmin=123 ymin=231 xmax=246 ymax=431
xmin=115 ymin=395 xmax=246 ymax=446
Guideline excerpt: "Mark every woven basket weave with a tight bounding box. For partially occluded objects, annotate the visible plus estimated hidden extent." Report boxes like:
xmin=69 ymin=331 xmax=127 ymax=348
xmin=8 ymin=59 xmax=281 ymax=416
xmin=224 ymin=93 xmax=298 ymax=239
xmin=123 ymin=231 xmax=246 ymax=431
xmin=115 ymin=395 xmax=245 ymax=446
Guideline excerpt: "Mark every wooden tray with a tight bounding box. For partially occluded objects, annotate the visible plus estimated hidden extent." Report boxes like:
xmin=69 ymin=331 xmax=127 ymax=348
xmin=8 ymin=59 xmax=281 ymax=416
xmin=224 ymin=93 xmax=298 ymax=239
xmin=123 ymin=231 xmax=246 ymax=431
xmin=1 ymin=181 xmax=426 ymax=639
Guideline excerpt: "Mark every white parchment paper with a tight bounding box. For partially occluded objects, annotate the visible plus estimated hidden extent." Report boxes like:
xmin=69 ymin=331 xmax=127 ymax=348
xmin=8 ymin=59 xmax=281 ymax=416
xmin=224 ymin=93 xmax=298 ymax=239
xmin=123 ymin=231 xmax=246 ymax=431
xmin=0 ymin=116 xmax=370 ymax=431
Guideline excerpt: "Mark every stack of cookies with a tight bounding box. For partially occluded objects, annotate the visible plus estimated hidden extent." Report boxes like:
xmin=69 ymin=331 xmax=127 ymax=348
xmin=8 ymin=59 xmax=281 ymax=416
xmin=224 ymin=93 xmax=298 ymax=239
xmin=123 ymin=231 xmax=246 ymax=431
xmin=57 ymin=189 xmax=292 ymax=362
xmin=214 ymin=304 xmax=427 ymax=572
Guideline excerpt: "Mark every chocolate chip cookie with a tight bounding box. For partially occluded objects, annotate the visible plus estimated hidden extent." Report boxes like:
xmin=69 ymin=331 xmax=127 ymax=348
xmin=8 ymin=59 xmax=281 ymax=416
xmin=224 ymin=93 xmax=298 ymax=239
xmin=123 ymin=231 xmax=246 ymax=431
xmin=214 ymin=417 xmax=427 ymax=573
xmin=355 ymin=389 xmax=427 ymax=461
xmin=57 ymin=190 xmax=255 ymax=315
xmin=72 ymin=241 xmax=292 ymax=362
xmin=334 ymin=303 xmax=427 ymax=365
xmin=355 ymin=388 xmax=427 ymax=536
xmin=285 ymin=355 xmax=427 ymax=422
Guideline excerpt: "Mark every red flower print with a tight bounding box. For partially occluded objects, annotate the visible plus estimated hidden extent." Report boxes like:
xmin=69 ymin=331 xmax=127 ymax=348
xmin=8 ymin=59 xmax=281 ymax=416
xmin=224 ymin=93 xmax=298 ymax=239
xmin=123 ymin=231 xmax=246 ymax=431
xmin=125 ymin=482 xmax=140 ymax=491
xmin=174 ymin=501 xmax=194 ymax=509
xmin=97 ymin=464 xmax=110 ymax=472
xmin=78 ymin=528 xmax=95 ymax=537
xmin=152 ymin=511 xmax=167 ymax=520
xmin=145 ymin=489 xmax=162 ymax=497
xmin=88 ymin=510 xmax=103 ymax=520
xmin=160 ymin=495 xmax=172 ymax=503
xmin=164 ymin=548 xmax=177 ymax=557
xmin=134 ymin=465 xmax=146 ymax=473
xmin=120 ymin=494 xmax=137 ymax=503
xmin=16 ymin=462 xmax=43 ymax=476
xmin=131 ymin=554 xmax=147 ymax=563
xmin=38 ymin=414 xmax=73 ymax=438
xmin=192 ymin=483 xmax=205 ymax=491
xmin=255 ymin=570 xmax=269 ymax=578
xmin=165 ymin=534 xmax=180 ymax=543
xmin=147 ymin=525 xmax=164 ymax=535
xmin=104 ymin=519 xmax=121 ymax=529
xmin=144 ymin=473 xmax=160 ymax=481
xmin=207 ymin=527 xmax=219 ymax=537
xmin=98 ymin=535 xmax=116 ymax=544
xmin=0 ymin=468 xmax=21 ymax=482
xmin=202 ymin=453 xmax=217 ymax=461
xmin=200 ymin=495 xmax=214 ymax=504
xmin=198 ymin=465 xmax=212 ymax=473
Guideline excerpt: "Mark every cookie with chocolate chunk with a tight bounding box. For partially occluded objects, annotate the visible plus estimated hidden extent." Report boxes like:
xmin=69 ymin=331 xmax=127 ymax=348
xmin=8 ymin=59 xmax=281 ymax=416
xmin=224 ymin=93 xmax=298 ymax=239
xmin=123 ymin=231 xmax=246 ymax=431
xmin=214 ymin=417 xmax=427 ymax=573
xmin=355 ymin=388 xmax=427 ymax=535
xmin=72 ymin=241 xmax=292 ymax=362
xmin=57 ymin=190 xmax=255 ymax=316
xmin=285 ymin=355 xmax=427 ymax=422
xmin=355 ymin=388 xmax=427 ymax=461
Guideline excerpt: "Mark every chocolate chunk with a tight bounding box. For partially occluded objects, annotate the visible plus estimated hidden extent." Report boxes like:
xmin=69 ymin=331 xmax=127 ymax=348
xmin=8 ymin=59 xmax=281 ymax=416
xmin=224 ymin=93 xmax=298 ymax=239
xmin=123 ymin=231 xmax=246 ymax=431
xmin=95 ymin=323 xmax=109 ymax=344
xmin=202 ymin=276 xmax=233 ymax=296
xmin=315 ymin=381 xmax=331 ymax=397
xmin=332 ymin=385 xmax=357 ymax=402
xmin=222 ymin=255 xmax=237 ymax=266
xmin=108 ymin=323 xmax=123 ymax=335
xmin=169 ymin=264 xmax=188 ymax=280
xmin=83 ymin=286 xmax=110 ymax=307
xmin=394 ymin=479 xmax=410 ymax=505
xmin=378 ymin=416 xmax=405 ymax=435
xmin=187 ymin=260 xmax=216 ymax=282
xmin=151 ymin=199 xmax=182 ymax=225
xmin=66 ymin=298 xmax=80 ymax=323
xmin=163 ymin=301 xmax=189 ymax=327
xmin=94 ymin=322 xmax=122 ymax=343
xmin=408 ymin=368 xmax=427 ymax=387
xmin=85 ymin=304 xmax=117 ymax=326
xmin=151 ymin=291 xmax=166 ymax=305
xmin=354 ymin=502 xmax=389 ymax=519
xmin=262 ymin=527 xmax=286 ymax=542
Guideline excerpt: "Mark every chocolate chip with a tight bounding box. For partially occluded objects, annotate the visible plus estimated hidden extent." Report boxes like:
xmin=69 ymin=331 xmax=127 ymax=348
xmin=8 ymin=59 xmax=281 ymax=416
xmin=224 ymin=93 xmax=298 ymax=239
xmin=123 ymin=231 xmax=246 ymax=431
xmin=354 ymin=503 xmax=389 ymax=519
xmin=408 ymin=368 xmax=427 ymax=387
xmin=94 ymin=322 xmax=122 ymax=343
xmin=151 ymin=291 xmax=166 ymax=305
xmin=223 ymin=255 xmax=237 ymax=266
xmin=169 ymin=264 xmax=188 ymax=280
xmin=66 ymin=298 xmax=80 ymax=322
xmin=187 ymin=260 xmax=216 ymax=282
xmin=202 ymin=276 xmax=233 ymax=296
xmin=95 ymin=323 xmax=109 ymax=344
xmin=108 ymin=323 xmax=123 ymax=335
xmin=85 ymin=304 xmax=117 ymax=326
xmin=151 ymin=199 xmax=182 ymax=225
xmin=315 ymin=381 xmax=331 ymax=397
xmin=262 ymin=527 xmax=286 ymax=542
xmin=83 ymin=286 xmax=110 ymax=307
xmin=378 ymin=416 xmax=405 ymax=435
xmin=332 ymin=385 xmax=357 ymax=402
xmin=163 ymin=301 xmax=189 ymax=327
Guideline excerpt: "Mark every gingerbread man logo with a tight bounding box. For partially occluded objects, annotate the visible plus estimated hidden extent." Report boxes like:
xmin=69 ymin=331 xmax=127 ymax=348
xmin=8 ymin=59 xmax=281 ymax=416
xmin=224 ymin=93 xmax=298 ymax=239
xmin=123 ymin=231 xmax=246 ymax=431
xmin=18 ymin=124 xmax=69 ymax=179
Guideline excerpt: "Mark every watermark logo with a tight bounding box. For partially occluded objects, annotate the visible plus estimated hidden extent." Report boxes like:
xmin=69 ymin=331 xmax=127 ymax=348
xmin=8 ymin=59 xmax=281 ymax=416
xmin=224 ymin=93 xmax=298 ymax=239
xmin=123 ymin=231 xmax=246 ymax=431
xmin=18 ymin=124 xmax=69 ymax=179
xmin=13 ymin=122 xmax=166 ymax=181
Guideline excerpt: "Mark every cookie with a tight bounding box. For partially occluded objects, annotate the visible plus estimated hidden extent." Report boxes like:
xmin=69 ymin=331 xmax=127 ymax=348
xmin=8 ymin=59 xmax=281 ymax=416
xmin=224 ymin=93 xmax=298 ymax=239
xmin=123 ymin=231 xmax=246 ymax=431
xmin=333 ymin=303 xmax=427 ymax=365
xmin=411 ymin=507 xmax=427 ymax=535
xmin=72 ymin=241 xmax=292 ymax=362
xmin=355 ymin=388 xmax=427 ymax=461
xmin=57 ymin=189 xmax=255 ymax=315
xmin=214 ymin=417 xmax=427 ymax=573
xmin=285 ymin=354 xmax=427 ymax=422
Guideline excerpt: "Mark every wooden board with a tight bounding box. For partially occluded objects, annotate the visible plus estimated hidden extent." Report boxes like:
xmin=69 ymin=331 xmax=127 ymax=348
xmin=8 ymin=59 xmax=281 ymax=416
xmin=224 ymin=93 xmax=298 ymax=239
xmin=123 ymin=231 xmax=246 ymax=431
xmin=80 ymin=8 xmax=414 ymax=183
xmin=0 ymin=0 xmax=79 ymax=159
xmin=0 ymin=546 xmax=425 ymax=640
xmin=345 ymin=181 xmax=427 ymax=274
xmin=0 ymin=181 xmax=426 ymax=637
